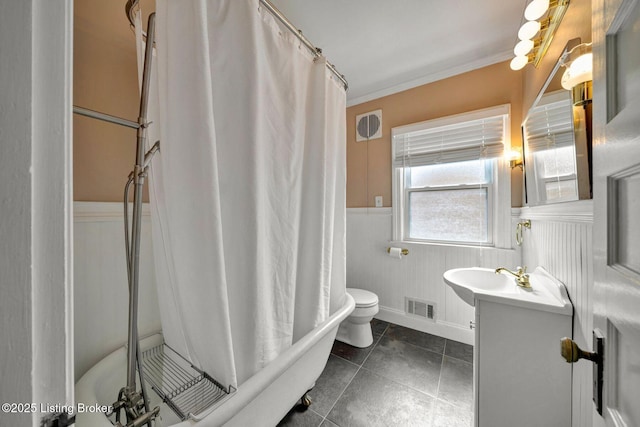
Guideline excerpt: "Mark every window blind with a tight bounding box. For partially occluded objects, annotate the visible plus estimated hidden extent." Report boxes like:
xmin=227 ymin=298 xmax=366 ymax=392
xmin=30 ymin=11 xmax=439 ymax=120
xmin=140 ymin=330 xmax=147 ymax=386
xmin=524 ymin=91 xmax=574 ymax=152
xmin=392 ymin=106 xmax=508 ymax=167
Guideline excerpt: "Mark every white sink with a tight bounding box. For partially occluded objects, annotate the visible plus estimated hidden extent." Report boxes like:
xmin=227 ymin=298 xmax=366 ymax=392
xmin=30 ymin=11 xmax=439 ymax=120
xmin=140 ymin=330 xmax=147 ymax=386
xmin=443 ymin=266 xmax=572 ymax=314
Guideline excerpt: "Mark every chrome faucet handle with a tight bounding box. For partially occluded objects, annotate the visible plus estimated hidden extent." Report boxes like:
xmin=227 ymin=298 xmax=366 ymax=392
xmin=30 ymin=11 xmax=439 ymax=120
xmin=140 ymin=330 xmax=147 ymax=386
xmin=496 ymin=266 xmax=532 ymax=288
xmin=517 ymin=266 xmax=531 ymax=288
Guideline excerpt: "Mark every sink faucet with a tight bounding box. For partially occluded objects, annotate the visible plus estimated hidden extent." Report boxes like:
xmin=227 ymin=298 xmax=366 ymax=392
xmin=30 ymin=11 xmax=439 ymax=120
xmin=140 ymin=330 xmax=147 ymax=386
xmin=495 ymin=266 xmax=531 ymax=288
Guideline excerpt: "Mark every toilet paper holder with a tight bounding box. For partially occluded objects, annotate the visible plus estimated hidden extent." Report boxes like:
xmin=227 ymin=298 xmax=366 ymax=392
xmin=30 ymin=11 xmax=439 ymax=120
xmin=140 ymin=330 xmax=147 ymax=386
xmin=387 ymin=247 xmax=409 ymax=256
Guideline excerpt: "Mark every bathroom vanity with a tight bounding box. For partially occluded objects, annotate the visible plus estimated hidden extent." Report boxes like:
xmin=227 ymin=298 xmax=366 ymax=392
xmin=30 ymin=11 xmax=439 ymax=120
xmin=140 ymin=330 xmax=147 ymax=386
xmin=444 ymin=267 xmax=573 ymax=427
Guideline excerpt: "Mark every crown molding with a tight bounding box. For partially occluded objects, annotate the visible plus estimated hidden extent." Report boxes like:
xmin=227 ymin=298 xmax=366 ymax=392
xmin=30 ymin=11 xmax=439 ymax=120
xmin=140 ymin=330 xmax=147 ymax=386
xmin=346 ymin=50 xmax=513 ymax=107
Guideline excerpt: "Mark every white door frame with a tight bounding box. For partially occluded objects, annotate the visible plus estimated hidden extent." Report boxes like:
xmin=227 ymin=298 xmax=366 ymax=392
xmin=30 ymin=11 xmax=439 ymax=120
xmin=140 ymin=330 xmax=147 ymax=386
xmin=592 ymin=0 xmax=640 ymax=426
xmin=0 ymin=1 xmax=74 ymax=426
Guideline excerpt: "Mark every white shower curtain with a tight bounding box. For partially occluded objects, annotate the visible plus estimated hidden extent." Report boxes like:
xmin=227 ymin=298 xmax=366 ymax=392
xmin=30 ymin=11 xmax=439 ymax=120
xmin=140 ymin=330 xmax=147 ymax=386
xmin=140 ymin=0 xmax=346 ymax=390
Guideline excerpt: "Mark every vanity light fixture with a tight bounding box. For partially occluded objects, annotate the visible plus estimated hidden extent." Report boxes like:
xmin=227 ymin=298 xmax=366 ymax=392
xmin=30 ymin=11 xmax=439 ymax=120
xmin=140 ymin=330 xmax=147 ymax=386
xmin=518 ymin=20 xmax=543 ymax=41
xmin=561 ymin=42 xmax=593 ymax=105
xmin=561 ymin=52 xmax=592 ymax=88
xmin=510 ymin=55 xmax=530 ymax=71
xmin=525 ymin=0 xmax=550 ymax=21
xmin=509 ymin=0 xmax=570 ymax=71
xmin=514 ymin=39 xmax=534 ymax=56
xmin=507 ymin=149 xmax=524 ymax=170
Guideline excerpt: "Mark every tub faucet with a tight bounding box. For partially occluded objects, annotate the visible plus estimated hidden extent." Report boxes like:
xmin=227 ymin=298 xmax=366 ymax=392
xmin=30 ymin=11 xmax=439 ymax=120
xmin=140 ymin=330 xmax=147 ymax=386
xmin=495 ymin=266 xmax=531 ymax=288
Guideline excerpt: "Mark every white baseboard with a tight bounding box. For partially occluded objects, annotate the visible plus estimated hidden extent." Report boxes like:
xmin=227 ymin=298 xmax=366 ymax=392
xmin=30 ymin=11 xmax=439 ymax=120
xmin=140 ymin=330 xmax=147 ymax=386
xmin=375 ymin=306 xmax=474 ymax=346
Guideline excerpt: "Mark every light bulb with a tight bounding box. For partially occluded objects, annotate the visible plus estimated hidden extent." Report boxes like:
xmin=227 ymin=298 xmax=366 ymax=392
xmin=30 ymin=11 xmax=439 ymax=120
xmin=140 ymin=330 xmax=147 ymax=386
xmin=510 ymin=56 xmax=529 ymax=71
xmin=561 ymin=53 xmax=593 ymax=89
xmin=506 ymin=150 xmax=522 ymax=161
xmin=506 ymin=150 xmax=523 ymax=168
xmin=518 ymin=21 xmax=541 ymax=41
xmin=524 ymin=0 xmax=550 ymax=21
xmin=514 ymin=39 xmax=534 ymax=56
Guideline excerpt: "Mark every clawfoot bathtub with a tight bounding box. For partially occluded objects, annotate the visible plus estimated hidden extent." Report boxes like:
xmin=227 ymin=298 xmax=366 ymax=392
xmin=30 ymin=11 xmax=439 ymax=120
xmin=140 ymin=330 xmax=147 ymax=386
xmin=75 ymin=293 xmax=355 ymax=426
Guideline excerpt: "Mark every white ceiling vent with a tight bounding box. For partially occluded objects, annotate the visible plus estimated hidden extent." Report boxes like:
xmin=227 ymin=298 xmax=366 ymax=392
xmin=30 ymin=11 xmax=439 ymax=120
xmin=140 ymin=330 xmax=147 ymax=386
xmin=355 ymin=109 xmax=382 ymax=141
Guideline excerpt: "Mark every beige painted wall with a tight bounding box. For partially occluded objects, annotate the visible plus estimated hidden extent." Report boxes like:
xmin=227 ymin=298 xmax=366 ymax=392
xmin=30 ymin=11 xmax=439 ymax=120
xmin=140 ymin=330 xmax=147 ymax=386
xmin=345 ymin=0 xmax=591 ymax=209
xmin=346 ymin=61 xmax=525 ymax=208
xmin=75 ymin=1 xmax=588 ymax=206
xmin=74 ymin=0 xmax=154 ymax=201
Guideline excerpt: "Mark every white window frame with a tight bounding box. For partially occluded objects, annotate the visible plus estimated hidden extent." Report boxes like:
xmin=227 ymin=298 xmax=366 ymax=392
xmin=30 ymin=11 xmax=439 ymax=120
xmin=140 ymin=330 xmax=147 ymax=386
xmin=392 ymin=104 xmax=512 ymax=248
xmin=403 ymin=163 xmax=496 ymax=245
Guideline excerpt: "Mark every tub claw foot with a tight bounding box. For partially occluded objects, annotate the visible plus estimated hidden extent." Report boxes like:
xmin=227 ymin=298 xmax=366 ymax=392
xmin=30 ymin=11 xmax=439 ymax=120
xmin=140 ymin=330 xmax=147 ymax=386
xmin=300 ymin=391 xmax=312 ymax=408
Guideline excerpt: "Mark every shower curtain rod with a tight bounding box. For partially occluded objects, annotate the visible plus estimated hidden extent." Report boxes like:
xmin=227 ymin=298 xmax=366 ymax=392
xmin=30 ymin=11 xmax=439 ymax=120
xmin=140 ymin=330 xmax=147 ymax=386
xmin=124 ymin=0 xmax=349 ymax=90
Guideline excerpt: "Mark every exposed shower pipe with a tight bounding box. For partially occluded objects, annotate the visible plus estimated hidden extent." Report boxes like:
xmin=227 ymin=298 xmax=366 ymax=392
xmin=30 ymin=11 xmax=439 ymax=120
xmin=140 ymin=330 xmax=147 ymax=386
xmin=124 ymin=0 xmax=349 ymax=90
xmin=72 ymin=7 xmax=161 ymax=427
xmin=72 ymin=49 xmax=160 ymax=427
xmin=125 ymin=10 xmax=155 ymax=395
xmin=73 ymin=105 xmax=140 ymax=129
xmin=112 ymin=11 xmax=161 ymax=427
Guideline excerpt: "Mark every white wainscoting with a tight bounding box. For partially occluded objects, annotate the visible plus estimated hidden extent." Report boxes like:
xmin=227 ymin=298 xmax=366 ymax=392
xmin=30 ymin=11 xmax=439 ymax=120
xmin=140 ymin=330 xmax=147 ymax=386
xmin=347 ymin=208 xmax=521 ymax=345
xmin=74 ymin=202 xmax=161 ymax=379
xmin=520 ymin=200 xmax=593 ymax=427
xmin=74 ymin=199 xmax=591 ymax=427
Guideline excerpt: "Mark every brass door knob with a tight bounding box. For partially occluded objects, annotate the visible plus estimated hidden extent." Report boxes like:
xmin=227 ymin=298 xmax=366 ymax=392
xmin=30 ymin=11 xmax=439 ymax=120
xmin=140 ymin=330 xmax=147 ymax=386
xmin=560 ymin=337 xmax=599 ymax=363
xmin=560 ymin=332 xmax=605 ymax=416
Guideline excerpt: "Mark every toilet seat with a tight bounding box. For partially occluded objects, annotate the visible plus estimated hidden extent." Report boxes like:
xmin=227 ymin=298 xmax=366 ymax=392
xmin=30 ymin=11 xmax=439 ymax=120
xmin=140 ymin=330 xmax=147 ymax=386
xmin=347 ymin=288 xmax=378 ymax=308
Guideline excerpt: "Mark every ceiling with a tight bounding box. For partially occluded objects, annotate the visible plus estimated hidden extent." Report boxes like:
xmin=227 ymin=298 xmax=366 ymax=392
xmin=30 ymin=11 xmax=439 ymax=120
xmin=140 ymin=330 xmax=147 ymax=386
xmin=269 ymin=0 xmax=526 ymax=106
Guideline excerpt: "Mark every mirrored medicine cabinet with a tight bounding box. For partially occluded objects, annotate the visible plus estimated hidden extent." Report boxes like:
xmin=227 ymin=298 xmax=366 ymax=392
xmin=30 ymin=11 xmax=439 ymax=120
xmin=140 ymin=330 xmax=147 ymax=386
xmin=522 ymin=38 xmax=593 ymax=206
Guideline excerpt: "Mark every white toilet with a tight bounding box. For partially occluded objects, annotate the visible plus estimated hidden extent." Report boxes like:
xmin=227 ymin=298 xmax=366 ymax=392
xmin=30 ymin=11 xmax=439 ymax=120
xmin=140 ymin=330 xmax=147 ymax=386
xmin=337 ymin=288 xmax=379 ymax=348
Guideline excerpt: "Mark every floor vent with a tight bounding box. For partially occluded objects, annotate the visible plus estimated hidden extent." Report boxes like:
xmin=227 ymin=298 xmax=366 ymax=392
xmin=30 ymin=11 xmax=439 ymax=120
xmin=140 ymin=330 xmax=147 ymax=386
xmin=406 ymin=297 xmax=436 ymax=321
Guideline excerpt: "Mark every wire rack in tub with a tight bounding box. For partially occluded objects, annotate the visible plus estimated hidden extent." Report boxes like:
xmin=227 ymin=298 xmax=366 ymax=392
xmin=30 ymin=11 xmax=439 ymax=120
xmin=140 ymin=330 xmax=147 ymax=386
xmin=141 ymin=343 xmax=232 ymax=420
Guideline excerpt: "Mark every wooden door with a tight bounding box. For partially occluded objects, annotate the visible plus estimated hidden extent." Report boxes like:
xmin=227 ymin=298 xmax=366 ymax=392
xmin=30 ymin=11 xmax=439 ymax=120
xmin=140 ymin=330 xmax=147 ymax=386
xmin=592 ymin=0 xmax=640 ymax=426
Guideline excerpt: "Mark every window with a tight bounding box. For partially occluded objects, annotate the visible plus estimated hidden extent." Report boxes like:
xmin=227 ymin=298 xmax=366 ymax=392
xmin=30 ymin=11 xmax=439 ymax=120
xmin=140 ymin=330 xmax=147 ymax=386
xmin=392 ymin=105 xmax=511 ymax=246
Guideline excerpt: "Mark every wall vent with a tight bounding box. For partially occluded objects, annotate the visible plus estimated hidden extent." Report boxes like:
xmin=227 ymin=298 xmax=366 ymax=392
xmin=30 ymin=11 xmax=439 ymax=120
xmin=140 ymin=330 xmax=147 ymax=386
xmin=355 ymin=109 xmax=382 ymax=141
xmin=405 ymin=297 xmax=436 ymax=321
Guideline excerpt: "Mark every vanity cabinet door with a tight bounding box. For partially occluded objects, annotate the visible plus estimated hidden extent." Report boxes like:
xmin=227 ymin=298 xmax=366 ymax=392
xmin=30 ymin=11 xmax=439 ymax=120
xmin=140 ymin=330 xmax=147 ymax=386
xmin=475 ymin=300 xmax=571 ymax=427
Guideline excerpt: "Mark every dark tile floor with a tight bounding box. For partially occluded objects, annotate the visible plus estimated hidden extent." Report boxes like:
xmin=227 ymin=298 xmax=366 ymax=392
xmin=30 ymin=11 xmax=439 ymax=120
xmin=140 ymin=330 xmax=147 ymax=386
xmin=278 ymin=319 xmax=474 ymax=427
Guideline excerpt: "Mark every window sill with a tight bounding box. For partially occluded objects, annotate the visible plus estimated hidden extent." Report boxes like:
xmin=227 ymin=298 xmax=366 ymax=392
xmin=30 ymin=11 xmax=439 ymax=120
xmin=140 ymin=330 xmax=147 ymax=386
xmin=389 ymin=239 xmax=514 ymax=251
xmin=347 ymin=207 xmax=392 ymax=215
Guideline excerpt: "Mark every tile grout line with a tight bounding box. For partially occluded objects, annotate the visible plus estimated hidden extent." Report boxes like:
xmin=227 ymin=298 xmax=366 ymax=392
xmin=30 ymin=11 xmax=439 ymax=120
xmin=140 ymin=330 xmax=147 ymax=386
xmin=445 ymin=354 xmax=474 ymax=365
xmin=318 ymin=357 xmax=359 ymax=427
xmin=359 ymin=326 xmax=443 ymax=401
xmin=360 ymin=329 xmax=385 ymax=366
xmin=436 ymin=340 xmax=446 ymax=399
xmin=321 ymin=368 xmax=356 ymax=427
xmin=439 ymin=340 xmax=475 ymax=415
xmin=320 ymin=327 xmax=386 ymax=427
xmin=354 ymin=358 xmax=472 ymax=414
xmin=359 ymin=324 xmax=449 ymax=402
xmin=311 ymin=323 xmax=473 ymax=426
xmin=442 ymin=337 xmax=475 ymax=365
xmin=428 ymin=339 xmax=448 ymax=427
